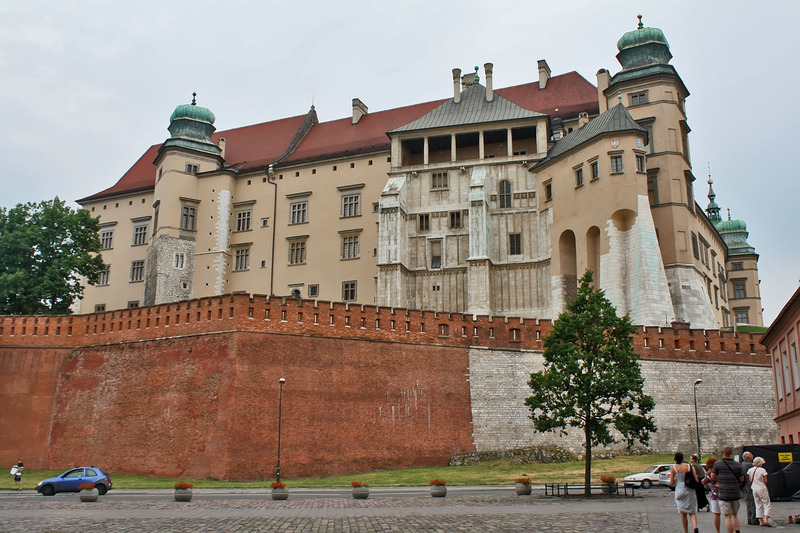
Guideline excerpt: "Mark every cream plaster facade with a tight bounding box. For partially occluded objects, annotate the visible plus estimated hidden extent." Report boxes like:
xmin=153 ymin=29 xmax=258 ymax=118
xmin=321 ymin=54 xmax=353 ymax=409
xmin=77 ymin=20 xmax=762 ymax=330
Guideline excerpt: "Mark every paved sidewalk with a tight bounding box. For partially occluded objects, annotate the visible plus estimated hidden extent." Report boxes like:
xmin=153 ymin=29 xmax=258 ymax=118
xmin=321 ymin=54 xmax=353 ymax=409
xmin=0 ymin=488 xmax=795 ymax=532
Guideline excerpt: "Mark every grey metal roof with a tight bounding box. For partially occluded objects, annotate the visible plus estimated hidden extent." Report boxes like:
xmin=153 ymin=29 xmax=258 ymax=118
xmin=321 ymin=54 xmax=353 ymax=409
xmin=533 ymin=103 xmax=645 ymax=167
xmin=390 ymin=83 xmax=546 ymax=133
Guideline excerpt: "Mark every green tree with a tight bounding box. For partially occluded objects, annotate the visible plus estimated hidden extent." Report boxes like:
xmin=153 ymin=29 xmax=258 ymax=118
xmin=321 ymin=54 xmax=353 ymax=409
xmin=526 ymin=270 xmax=655 ymax=495
xmin=0 ymin=197 xmax=105 ymax=315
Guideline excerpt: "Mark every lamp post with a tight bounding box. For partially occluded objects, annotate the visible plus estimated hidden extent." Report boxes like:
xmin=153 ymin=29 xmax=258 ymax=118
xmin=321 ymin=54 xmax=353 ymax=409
xmin=693 ymin=378 xmax=702 ymax=462
xmin=276 ymin=377 xmax=286 ymax=483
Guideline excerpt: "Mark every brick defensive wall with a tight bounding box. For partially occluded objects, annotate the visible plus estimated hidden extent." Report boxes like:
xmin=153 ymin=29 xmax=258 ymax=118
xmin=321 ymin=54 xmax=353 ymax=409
xmin=0 ymin=294 xmax=772 ymax=480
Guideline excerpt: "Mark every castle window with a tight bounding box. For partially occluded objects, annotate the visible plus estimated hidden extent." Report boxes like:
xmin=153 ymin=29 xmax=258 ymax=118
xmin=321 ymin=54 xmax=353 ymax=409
xmin=636 ymin=154 xmax=646 ymax=173
xmin=289 ymin=240 xmax=307 ymax=265
xmin=341 ymin=193 xmax=361 ymax=218
xmin=418 ymin=214 xmax=430 ymax=232
xmin=509 ymin=233 xmax=522 ymax=256
xmin=733 ymin=281 xmax=747 ymax=299
xmin=430 ymin=240 xmax=442 ymax=269
xmin=132 ymin=223 xmax=148 ymax=246
xmin=342 ymin=280 xmax=357 ymax=301
xmin=630 ymin=91 xmax=648 ymax=106
xmin=691 ymin=232 xmax=699 ymax=259
xmin=732 ymin=262 xmax=743 ymax=270
xmin=499 ymin=179 xmax=512 ymax=208
xmin=234 ymin=248 xmax=250 ymax=271
xmin=431 ymin=171 xmax=448 ymax=190
xmin=180 ymin=205 xmax=196 ymax=231
xmin=235 ymin=209 xmax=252 ymax=232
xmin=290 ymin=201 xmax=308 ymax=224
xmin=591 ymin=160 xmax=599 ymax=180
xmin=341 ymin=234 xmax=360 ymax=260
xmin=647 ymin=173 xmax=659 ymax=205
xmin=97 ymin=266 xmax=110 ymax=286
xmin=735 ymin=308 xmax=749 ymax=324
xmin=94 ymin=304 xmax=106 ymax=313
xmin=372 ymin=202 xmax=379 ymax=213
xmin=130 ymin=260 xmax=144 ymax=282
xmin=173 ymin=253 xmax=185 ymax=269
xmin=308 ymin=284 xmax=319 ymax=298
xmin=100 ymin=229 xmax=114 ymax=250
xmin=185 ymin=163 xmax=198 ymax=174
xmin=544 ymin=180 xmax=553 ymax=202
xmin=575 ymin=168 xmax=584 ymax=187
xmin=610 ymin=155 xmax=623 ymax=174
xmin=449 ymin=211 xmax=461 ymax=229
xmin=127 ymin=301 xmax=139 ymax=309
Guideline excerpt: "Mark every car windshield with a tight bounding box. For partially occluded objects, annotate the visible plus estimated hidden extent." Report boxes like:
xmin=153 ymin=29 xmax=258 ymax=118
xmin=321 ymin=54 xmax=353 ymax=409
xmin=646 ymin=465 xmax=660 ymax=473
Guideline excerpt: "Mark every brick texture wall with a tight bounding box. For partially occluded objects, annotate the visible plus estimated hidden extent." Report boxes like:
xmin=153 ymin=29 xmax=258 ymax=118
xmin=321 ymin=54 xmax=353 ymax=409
xmin=0 ymin=294 xmax=772 ymax=479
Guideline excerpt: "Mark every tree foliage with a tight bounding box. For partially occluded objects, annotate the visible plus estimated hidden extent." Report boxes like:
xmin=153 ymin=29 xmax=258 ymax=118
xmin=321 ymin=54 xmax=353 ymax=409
xmin=526 ymin=270 xmax=656 ymax=494
xmin=0 ymin=198 xmax=105 ymax=315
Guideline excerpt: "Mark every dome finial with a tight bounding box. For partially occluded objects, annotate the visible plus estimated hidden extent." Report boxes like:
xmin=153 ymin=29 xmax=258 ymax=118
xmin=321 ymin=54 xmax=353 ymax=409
xmin=618 ymin=91 xmax=622 ymax=103
xmin=637 ymin=14 xmax=643 ymax=29
xmin=727 ymin=208 xmax=731 ymax=220
xmin=473 ymin=66 xmax=480 ymax=84
xmin=191 ymin=92 xmax=197 ymax=106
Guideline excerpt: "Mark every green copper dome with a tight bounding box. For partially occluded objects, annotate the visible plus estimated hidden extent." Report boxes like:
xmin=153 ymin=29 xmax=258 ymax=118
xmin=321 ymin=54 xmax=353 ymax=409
xmin=716 ymin=209 xmax=756 ymax=256
xmin=615 ymin=15 xmax=673 ymax=70
xmin=717 ymin=218 xmax=747 ymax=233
xmin=162 ymin=92 xmax=221 ymax=157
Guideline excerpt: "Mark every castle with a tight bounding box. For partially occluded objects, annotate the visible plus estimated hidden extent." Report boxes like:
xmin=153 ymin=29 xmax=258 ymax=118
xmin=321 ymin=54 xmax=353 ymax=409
xmin=0 ymin=18 xmax=773 ymax=479
xmin=76 ymin=16 xmax=762 ymax=331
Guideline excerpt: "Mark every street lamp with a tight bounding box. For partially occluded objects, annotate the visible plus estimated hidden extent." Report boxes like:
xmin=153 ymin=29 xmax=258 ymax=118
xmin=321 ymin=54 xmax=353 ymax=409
xmin=693 ymin=378 xmax=702 ymax=462
xmin=276 ymin=377 xmax=286 ymax=483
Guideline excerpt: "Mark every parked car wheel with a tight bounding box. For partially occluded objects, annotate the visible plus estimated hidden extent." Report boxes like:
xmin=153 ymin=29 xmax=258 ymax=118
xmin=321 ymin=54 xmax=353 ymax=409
xmin=41 ymin=484 xmax=55 ymax=496
xmin=641 ymin=479 xmax=652 ymax=489
xmin=96 ymin=484 xmax=108 ymax=495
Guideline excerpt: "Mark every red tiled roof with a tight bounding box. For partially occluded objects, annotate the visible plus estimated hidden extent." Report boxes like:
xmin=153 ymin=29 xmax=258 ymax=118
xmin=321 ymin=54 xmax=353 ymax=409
xmin=281 ymin=101 xmax=442 ymax=165
xmin=496 ymin=71 xmax=600 ymax=119
xmin=79 ymin=72 xmax=599 ymax=203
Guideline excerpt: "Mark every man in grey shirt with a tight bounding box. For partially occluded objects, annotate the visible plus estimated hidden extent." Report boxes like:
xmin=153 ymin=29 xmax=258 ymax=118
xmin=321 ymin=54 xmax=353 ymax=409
xmin=740 ymin=451 xmax=757 ymax=526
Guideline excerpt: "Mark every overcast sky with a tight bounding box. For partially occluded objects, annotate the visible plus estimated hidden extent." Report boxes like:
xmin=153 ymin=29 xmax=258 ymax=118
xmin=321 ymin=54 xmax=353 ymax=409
xmin=1 ymin=0 xmax=796 ymax=325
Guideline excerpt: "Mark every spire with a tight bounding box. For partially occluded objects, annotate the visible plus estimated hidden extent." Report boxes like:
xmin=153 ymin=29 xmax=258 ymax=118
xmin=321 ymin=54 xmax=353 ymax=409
xmin=705 ymin=163 xmax=721 ymax=223
xmin=191 ymin=92 xmax=197 ymax=105
xmin=637 ymin=13 xmax=644 ymax=30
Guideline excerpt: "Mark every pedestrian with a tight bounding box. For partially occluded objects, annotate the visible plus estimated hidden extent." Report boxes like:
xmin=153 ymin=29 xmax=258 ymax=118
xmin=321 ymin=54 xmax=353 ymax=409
xmin=739 ymin=450 xmax=758 ymax=525
xmin=13 ymin=458 xmax=23 ymax=491
xmin=711 ymin=445 xmax=744 ymax=533
xmin=748 ymin=457 xmax=772 ymax=527
xmin=703 ymin=456 xmax=721 ymax=533
xmin=691 ymin=454 xmax=709 ymax=511
xmin=670 ymin=452 xmax=699 ymax=533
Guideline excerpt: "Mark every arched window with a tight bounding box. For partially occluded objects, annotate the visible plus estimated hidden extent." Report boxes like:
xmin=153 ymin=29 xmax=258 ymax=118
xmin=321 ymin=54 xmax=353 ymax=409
xmin=499 ymin=180 xmax=512 ymax=208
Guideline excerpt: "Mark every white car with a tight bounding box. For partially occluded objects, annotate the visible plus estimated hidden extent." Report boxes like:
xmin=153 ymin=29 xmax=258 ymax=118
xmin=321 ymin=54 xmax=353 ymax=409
xmin=623 ymin=464 xmax=673 ymax=489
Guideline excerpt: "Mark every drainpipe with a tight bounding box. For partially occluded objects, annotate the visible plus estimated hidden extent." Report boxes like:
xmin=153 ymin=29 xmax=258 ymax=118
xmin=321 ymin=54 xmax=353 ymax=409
xmin=267 ymin=164 xmax=277 ymax=296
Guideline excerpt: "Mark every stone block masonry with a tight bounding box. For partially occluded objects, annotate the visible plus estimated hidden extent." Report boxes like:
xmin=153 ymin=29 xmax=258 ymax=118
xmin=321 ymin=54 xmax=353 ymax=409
xmin=0 ymin=294 xmax=772 ymax=479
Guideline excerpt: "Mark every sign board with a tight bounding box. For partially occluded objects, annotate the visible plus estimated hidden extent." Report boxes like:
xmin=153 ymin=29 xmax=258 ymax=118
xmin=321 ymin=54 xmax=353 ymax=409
xmin=779 ymin=452 xmax=794 ymax=463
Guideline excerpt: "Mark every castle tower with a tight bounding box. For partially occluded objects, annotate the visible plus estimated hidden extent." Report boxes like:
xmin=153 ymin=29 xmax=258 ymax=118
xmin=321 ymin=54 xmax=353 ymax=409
xmin=145 ymin=94 xmax=225 ymax=306
xmin=597 ymin=15 xmax=722 ymax=329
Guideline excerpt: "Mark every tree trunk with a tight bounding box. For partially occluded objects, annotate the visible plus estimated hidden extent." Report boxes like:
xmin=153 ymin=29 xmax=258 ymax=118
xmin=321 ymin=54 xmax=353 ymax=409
xmin=584 ymin=423 xmax=592 ymax=497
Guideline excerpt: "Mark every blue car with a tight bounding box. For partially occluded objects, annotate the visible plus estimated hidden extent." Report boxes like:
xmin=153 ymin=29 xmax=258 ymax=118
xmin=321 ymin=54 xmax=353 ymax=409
xmin=36 ymin=466 xmax=112 ymax=496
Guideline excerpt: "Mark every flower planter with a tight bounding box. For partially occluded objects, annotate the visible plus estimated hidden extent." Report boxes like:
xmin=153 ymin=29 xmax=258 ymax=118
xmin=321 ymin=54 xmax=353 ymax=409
xmin=430 ymin=485 xmax=447 ymax=498
xmin=603 ymin=482 xmax=618 ymax=495
xmin=79 ymin=488 xmax=99 ymax=502
xmin=271 ymin=487 xmax=289 ymax=500
xmin=174 ymin=488 xmax=193 ymax=502
xmin=352 ymin=486 xmax=369 ymax=500
xmin=515 ymin=482 xmax=532 ymax=496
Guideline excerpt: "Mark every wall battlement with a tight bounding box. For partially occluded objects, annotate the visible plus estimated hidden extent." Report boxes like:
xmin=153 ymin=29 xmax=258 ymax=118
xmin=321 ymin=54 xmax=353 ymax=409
xmin=0 ymin=294 xmax=767 ymax=365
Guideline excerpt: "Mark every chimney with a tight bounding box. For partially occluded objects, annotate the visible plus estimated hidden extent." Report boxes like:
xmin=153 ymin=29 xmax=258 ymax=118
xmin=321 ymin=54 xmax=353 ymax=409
xmin=537 ymin=59 xmax=551 ymax=90
xmin=218 ymin=137 xmax=226 ymax=159
xmin=578 ymin=112 xmax=590 ymax=128
xmin=596 ymin=68 xmax=611 ymax=113
xmin=452 ymin=68 xmax=462 ymax=103
xmin=352 ymin=98 xmax=368 ymax=125
xmin=484 ymin=62 xmax=494 ymax=102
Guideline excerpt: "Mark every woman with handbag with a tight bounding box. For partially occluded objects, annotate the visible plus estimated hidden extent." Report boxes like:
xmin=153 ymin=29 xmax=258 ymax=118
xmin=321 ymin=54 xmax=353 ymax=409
xmin=748 ymin=457 xmax=772 ymax=527
xmin=670 ymin=452 xmax=700 ymax=533
xmin=691 ymin=454 xmax=709 ymax=511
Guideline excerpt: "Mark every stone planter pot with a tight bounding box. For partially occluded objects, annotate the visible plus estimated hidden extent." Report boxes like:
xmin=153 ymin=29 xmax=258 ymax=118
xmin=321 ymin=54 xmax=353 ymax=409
xmin=604 ymin=482 xmax=618 ymax=495
xmin=271 ymin=487 xmax=289 ymax=500
xmin=352 ymin=486 xmax=369 ymax=500
xmin=515 ymin=483 xmax=532 ymax=496
xmin=430 ymin=485 xmax=447 ymax=498
xmin=79 ymin=488 xmax=99 ymax=502
xmin=174 ymin=488 xmax=193 ymax=502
